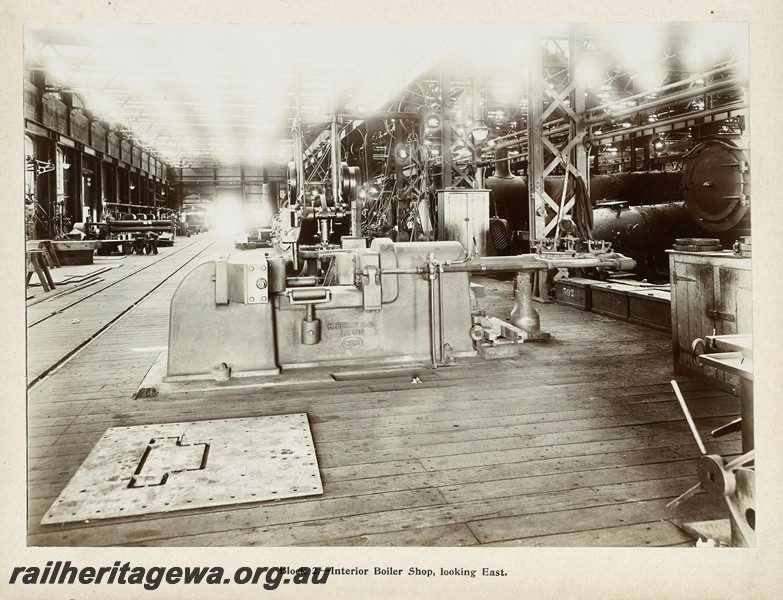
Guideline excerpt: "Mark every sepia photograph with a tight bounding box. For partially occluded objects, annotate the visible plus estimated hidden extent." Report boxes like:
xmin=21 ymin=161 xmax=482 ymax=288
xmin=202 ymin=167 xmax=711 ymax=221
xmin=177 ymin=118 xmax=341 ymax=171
xmin=3 ymin=4 xmax=783 ymax=599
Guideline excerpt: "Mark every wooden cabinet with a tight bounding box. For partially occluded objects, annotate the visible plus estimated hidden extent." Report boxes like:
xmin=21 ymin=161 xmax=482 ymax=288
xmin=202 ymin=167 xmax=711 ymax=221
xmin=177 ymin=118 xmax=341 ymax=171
xmin=669 ymin=250 xmax=752 ymax=393
xmin=437 ymin=189 xmax=490 ymax=256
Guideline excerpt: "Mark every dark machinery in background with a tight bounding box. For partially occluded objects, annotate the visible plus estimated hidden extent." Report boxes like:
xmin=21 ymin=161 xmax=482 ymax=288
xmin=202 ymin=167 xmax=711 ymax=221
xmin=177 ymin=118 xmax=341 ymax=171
xmin=485 ymin=140 xmax=750 ymax=281
xmin=181 ymin=208 xmax=211 ymax=235
xmin=83 ymin=213 xmax=177 ymax=255
xmin=283 ymin=161 xmax=361 ymax=249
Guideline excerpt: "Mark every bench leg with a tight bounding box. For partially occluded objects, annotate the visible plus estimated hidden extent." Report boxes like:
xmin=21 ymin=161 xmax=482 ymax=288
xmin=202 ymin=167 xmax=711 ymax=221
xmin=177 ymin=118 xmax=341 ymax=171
xmin=42 ymin=259 xmax=56 ymax=290
xmin=32 ymin=258 xmax=52 ymax=292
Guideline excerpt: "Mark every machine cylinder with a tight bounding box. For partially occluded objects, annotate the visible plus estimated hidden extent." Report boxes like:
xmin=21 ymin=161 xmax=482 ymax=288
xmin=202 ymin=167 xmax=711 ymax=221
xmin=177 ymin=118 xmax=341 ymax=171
xmin=266 ymin=256 xmax=287 ymax=292
xmin=592 ymin=202 xmax=694 ymax=254
xmin=485 ymin=149 xmax=529 ymax=243
xmin=591 ymin=202 xmax=694 ymax=278
xmin=509 ymin=272 xmax=541 ymax=333
xmin=484 ymin=143 xmax=749 ymax=253
xmin=301 ymin=309 xmax=321 ymax=345
xmin=591 ymin=172 xmax=684 ymax=206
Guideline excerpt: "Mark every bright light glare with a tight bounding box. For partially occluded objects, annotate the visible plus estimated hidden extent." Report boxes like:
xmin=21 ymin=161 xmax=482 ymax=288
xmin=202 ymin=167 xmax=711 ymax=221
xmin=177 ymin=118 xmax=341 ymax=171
xmin=637 ymin=71 xmax=664 ymax=91
xmin=27 ymin=22 xmax=749 ymax=170
xmin=609 ymin=23 xmax=666 ymax=73
xmin=425 ymin=114 xmax=441 ymax=129
xmin=576 ymin=57 xmax=603 ymax=87
xmin=213 ymin=191 xmax=245 ymax=235
xmin=248 ymin=203 xmax=275 ymax=227
xmin=681 ymin=22 xmax=748 ymax=73
xmin=490 ymin=79 xmax=524 ymax=104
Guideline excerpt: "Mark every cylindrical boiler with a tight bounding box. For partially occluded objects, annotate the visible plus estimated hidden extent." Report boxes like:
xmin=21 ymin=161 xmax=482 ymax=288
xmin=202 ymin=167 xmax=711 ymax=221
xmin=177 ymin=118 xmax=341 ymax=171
xmin=682 ymin=140 xmax=750 ymax=233
xmin=592 ymin=202 xmax=694 ymax=278
xmin=484 ymin=149 xmax=529 ymax=252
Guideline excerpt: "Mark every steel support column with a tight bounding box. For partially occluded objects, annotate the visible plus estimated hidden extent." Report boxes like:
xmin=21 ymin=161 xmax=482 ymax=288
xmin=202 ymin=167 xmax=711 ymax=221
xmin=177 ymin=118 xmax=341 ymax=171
xmin=330 ymin=108 xmax=341 ymax=208
xmin=527 ymin=25 xmax=591 ymax=244
xmin=569 ymin=26 xmax=589 ymax=212
xmin=526 ymin=35 xmax=545 ymax=245
xmin=439 ymin=69 xmax=453 ymax=189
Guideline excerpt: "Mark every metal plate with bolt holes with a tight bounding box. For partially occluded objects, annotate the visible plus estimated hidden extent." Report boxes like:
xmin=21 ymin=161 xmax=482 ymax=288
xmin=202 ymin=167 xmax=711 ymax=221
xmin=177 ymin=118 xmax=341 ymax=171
xmin=41 ymin=414 xmax=322 ymax=525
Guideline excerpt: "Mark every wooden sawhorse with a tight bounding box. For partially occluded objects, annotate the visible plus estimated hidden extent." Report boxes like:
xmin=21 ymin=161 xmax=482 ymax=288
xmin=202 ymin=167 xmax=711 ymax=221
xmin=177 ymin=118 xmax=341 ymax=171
xmin=26 ymin=249 xmax=56 ymax=292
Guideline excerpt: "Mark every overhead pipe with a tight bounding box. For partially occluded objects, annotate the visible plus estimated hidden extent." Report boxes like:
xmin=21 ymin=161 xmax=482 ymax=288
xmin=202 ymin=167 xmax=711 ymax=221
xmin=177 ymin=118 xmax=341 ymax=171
xmin=586 ymin=77 xmax=746 ymax=124
xmin=586 ymin=65 xmax=740 ymax=117
xmin=591 ymin=100 xmax=747 ymax=141
xmin=482 ymin=75 xmax=746 ymax=157
xmin=484 ymin=97 xmax=746 ymax=161
xmin=534 ymin=71 xmax=745 ymax=134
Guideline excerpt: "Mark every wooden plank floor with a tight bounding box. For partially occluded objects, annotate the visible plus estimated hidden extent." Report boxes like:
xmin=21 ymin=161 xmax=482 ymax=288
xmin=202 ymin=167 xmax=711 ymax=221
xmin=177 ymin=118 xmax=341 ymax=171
xmin=26 ymin=233 xmax=742 ymax=547
xmin=26 ymin=236 xmax=215 ymax=385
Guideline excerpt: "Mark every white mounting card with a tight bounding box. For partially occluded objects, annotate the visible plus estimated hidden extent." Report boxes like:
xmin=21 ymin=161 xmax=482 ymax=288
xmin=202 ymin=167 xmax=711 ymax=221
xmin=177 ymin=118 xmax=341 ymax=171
xmin=41 ymin=413 xmax=322 ymax=525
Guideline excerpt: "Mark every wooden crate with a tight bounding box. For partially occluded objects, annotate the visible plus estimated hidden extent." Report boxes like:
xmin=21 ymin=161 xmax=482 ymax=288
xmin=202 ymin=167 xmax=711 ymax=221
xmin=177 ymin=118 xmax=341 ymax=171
xmin=554 ymin=277 xmax=593 ymax=310
xmin=628 ymin=288 xmax=671 ymax=332
xmin=52 ymin=241 xmax=96 ymax=266
xmin=588 ymin=281 xmax=633 ymax=319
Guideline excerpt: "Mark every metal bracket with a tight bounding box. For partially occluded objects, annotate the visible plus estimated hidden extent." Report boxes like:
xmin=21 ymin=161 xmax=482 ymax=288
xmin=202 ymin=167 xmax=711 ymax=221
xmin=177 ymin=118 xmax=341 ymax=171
xmin=672 ymin=271 xmax=696 ymax=284
xmin=215 ymin=258 xmax=229 ymax=305
xmin=707 ymin=309 xmax=736 ymax=322
xmin=587 ymin=239 xmax=612 ymax=254
xmin=227 ymin=260 xmax=271 ymax=305
xmin=361 ymin=265 xmax=382 ymax=311
xmin=286 ymin=288 xmax=332 ymax=305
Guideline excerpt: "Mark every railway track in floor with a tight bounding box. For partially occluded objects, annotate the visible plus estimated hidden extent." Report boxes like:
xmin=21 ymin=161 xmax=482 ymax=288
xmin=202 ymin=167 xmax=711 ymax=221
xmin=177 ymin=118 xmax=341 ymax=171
xmin=25 ymin=235 xmax=221 ymax=390
xmin=27 ymin=237 xmax=214 ymax=328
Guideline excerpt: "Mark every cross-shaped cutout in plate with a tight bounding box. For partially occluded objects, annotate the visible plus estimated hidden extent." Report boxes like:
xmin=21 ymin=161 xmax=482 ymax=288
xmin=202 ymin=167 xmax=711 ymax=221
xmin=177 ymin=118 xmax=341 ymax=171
xmin=41 ymin=414 xmax=322 ymax=525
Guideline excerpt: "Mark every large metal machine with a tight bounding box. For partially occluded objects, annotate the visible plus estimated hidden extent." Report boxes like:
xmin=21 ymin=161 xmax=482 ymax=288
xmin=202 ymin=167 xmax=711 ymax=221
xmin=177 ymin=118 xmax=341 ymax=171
xmin=165 ymin=227 xmax=635 ymax=381
xmin=167 ymin=238 xmax=470 ymax=379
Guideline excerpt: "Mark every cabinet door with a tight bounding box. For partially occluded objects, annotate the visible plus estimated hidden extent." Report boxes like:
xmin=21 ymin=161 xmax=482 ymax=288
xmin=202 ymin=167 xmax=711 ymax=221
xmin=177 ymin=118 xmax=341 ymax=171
xmin=673 ymin=260 xmax=714 ymax=372
xmin=437 ymin=191 xmax=490 ymax=256
xmin=717 ymin=267 xmax=752 ymax=335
